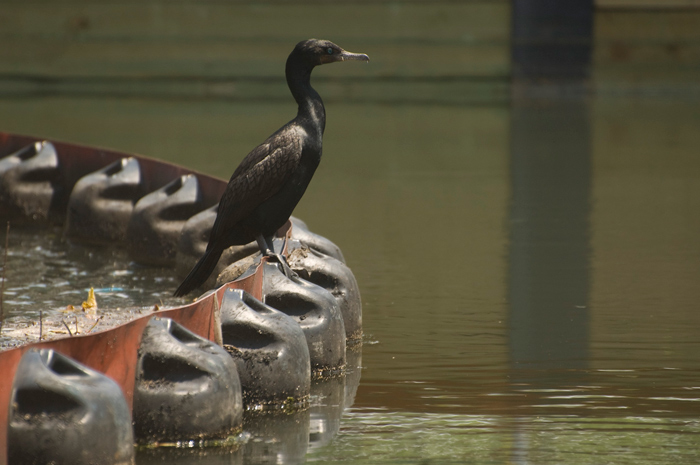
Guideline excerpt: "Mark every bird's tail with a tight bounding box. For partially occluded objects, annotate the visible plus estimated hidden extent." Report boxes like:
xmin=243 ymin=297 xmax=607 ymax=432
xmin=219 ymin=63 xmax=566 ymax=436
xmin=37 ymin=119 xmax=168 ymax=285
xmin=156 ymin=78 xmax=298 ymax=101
xmin=174 ymin=245 xmax=225 ymax=297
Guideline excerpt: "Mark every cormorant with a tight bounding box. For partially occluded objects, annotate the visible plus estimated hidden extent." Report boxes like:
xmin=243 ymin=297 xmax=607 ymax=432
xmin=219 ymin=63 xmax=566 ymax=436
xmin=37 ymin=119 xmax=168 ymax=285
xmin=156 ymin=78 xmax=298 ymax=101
xmin=174 ymin=39 xmax=369 ymax=297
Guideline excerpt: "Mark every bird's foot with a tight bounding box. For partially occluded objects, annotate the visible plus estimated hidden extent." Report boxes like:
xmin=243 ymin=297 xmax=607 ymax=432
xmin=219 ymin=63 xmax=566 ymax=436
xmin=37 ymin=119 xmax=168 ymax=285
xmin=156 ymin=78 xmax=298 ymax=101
xmin=268 ymin=253 xmax=298 ymax=279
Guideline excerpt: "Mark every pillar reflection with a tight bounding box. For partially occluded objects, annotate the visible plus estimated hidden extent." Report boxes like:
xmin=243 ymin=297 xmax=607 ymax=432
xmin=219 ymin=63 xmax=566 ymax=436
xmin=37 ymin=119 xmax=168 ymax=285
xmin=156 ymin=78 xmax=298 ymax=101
xmin=508 ymin=98 xmax=592 ymax=374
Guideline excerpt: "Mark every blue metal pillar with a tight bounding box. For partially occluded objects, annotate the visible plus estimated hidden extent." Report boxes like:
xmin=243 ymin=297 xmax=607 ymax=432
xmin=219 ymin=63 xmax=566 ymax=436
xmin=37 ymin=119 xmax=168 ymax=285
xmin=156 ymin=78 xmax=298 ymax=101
xmin=511 ymin=0 xmax=594 ymax=79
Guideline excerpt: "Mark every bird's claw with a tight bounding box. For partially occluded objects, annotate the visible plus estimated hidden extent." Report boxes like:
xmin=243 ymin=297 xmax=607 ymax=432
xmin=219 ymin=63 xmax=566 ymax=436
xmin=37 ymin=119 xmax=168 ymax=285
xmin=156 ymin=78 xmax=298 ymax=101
xmin=269 ymin=253 xmax=298 ymax=279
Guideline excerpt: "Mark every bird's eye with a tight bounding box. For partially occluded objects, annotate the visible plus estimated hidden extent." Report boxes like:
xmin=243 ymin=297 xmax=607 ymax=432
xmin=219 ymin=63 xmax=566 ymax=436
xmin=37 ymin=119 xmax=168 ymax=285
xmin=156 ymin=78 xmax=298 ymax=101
xmin=327 ymin=48 xmax=334 ymax=54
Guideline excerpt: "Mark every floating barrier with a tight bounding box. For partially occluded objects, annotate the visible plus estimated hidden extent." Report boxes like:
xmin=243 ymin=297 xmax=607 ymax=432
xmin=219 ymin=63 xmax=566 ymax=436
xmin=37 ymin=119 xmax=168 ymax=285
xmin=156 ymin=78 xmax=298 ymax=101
xmin=65 ymin=157 xmax=144 ymax=244
xmin=127 ymin=174 xmax=210 ymax=266
xmin=289 ymin=217 xmax=346 ymax=263
xmin=177 ymin=203 xmax=259 ymax=290
xmin=8 ymin=349 xmax=134 ymax=465
xmin=288 ymin=240 xmax=363 ymax=341
xmin=0 ymin=131 xmax=362 ymax=464
xmin=220 ymin=288 xmax=311 ymax=407
xmin=133 ymin=317 xmax=243 ymax=444
xmin=0 ymin=141 xmax=61 ymax=222
xmin=262 ymin=262 xmax=347 ymax=374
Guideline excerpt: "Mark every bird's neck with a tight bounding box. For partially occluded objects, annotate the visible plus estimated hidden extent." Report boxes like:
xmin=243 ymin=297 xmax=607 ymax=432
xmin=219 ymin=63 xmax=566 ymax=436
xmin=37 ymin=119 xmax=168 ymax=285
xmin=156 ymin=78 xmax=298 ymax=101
xmin=286 ymin=57 xmax=326 ymax=135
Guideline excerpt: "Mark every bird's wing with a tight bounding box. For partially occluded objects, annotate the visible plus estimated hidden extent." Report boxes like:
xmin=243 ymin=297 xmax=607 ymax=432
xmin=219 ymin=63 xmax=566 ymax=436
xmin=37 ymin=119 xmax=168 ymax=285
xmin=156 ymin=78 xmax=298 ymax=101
xmin=208 ymin=129 xmax=303 ymax=245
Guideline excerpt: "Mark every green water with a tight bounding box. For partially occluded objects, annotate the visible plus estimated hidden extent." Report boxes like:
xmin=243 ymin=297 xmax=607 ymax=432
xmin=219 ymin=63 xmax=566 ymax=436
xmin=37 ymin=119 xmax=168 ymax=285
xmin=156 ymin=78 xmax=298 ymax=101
xmin=1 ymin=93 xmax=700 ymax=463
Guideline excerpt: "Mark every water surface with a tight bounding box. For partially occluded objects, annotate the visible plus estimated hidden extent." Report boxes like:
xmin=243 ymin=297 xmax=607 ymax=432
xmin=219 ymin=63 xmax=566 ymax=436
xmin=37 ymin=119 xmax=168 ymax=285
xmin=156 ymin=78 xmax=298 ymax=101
xmin=1 ymin=94 xmax=699 ymax=463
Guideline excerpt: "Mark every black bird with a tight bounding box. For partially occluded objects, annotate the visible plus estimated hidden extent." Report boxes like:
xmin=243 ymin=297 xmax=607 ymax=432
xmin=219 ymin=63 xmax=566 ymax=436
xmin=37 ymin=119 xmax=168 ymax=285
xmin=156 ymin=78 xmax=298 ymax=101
xmin=174 ymin=39 xmax=369 ymax=297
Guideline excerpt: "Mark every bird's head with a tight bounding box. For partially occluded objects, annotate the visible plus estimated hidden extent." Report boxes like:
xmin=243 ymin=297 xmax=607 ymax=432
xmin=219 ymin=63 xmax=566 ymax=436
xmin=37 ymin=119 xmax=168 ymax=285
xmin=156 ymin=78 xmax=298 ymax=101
xmin=293 ymin=39 xmax=370 ymax=67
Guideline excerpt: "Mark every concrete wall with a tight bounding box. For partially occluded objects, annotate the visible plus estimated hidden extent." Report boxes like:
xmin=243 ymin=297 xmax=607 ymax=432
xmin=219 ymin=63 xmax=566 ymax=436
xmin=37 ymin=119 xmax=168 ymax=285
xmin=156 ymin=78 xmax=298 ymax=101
xmin=0 ymin=1 xmax=511 ymax=103
xmin=2 ymin=1 xmax=699 ymax=98
xmin=594 ymin=7 xmax=700 ymax=91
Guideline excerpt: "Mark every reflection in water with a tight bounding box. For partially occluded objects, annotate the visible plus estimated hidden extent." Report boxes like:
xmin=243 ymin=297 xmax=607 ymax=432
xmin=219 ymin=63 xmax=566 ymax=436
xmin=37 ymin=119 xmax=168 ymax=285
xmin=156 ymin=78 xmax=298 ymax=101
xmin=343 ymin=346 xmax=362 ymax=411
xmin=239 ymin=409 xmax=310 ymax=465
xmin=308 ymin=373 xmax=345 ymax=452
xmin=137 ymin=445 xmax=243 ymax=465
xmin=307 ymin=412 xmax=700 ymax=464
xmin=0 ymin=224 xmax=183 ymax=318
xmin=508 ymin=97 xmax=591 ymax=374
xmin=134 ymin=347 xmax=362 ymax=464
xmin=0 ymin=224 xmax=184 ymax=348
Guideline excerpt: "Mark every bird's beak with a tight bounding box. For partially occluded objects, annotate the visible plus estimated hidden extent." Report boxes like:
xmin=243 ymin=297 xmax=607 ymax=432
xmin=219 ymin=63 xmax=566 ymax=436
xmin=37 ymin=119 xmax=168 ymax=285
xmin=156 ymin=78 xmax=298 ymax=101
xmin=339 ymin=50 xmax=370 ymax=62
